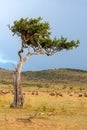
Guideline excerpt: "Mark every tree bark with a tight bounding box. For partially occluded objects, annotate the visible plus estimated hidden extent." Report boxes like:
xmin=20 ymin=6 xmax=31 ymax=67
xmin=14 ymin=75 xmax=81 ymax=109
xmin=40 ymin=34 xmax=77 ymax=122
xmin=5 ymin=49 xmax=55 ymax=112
xmin=10 ymin=61 xmax=24 ymax=108
xmin=10 ymin=40 xmax=31 ymax=108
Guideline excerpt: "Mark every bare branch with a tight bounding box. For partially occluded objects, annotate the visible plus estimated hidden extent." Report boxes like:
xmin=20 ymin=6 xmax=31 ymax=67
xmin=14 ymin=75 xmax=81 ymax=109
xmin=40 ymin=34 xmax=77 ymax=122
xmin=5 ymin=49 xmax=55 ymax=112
xmin=12 ymin=63 xmax=17 ymax=71
xmin=37 ymin=41 xmax=42 ymax=49
xmin=23 ymin=45 xmax=31 ymax=63
xmin=23 ymin=52 xmax=31 ymax=63
xmin=45 ymin=51 xmax=52 ymax=56
xmin=18 ymin=41 xmax=24 ymax=60
xmin=21 ymin=35 xmax=30 ymax=43
xmin=30 ymin=50 xmax=45 ymax=55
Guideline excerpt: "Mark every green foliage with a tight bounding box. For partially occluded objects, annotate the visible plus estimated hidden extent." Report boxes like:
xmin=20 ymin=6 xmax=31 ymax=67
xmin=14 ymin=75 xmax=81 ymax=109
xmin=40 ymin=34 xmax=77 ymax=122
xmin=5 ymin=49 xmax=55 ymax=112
xmin=22 ymin=69 xmax=87 ymax=84
xmin=9 ymin=17 xmax=79 ymax=54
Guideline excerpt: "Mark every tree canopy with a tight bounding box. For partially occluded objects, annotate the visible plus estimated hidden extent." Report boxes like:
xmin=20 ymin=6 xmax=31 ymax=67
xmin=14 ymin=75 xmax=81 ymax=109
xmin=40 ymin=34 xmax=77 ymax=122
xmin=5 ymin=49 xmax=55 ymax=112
xmin=9 ymin=17 xmax=79 ymax=56
xmin=8 ymin=17 xmax=79 ymax=108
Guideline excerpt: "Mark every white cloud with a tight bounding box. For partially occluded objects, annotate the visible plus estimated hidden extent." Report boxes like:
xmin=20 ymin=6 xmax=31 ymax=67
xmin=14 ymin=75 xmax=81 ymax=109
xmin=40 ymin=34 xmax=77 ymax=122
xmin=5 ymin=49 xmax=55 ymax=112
xmin=0 ymin=57 xmax=16 ymax=64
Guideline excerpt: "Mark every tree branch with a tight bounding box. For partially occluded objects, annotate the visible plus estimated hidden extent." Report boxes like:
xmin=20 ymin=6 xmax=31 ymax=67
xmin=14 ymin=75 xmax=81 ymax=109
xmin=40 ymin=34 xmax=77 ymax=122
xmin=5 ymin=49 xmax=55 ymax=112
xmin=18 ymin=41 xmax=24 ymax=60
xmin=12 ymin=63 xmax=17 ymax=71
xmin=30 ymin=49 xmax=52 ymax=56
xmin=23 ymin=52 xmax=31 ymax=63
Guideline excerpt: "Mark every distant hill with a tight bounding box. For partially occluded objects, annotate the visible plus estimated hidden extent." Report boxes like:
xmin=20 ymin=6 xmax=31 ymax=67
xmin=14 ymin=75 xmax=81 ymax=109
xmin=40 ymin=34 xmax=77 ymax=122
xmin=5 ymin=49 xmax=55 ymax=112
xmin=0 ymin=68 xmax=87 ymax=85
xmin=22 ymin=68 xmax=87 ymax=84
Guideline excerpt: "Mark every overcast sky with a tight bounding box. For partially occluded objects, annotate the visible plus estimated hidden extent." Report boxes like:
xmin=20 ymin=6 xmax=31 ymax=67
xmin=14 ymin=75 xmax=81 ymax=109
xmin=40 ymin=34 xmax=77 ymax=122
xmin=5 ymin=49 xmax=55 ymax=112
xmin=0 ymin=0 xmax=87 ymax=71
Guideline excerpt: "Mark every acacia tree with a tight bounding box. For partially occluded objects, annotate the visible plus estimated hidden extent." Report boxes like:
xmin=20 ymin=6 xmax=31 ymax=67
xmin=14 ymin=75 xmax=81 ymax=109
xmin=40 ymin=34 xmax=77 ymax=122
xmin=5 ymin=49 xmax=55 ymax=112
xmin=9 ymin=17 xmax=79 ymax=108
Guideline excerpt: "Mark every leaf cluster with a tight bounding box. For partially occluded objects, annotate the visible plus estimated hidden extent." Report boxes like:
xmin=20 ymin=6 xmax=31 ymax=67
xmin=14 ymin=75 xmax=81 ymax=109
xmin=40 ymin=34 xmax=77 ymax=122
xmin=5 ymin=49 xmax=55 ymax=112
xmin=9 ymin=17 xmax=79 ymax=54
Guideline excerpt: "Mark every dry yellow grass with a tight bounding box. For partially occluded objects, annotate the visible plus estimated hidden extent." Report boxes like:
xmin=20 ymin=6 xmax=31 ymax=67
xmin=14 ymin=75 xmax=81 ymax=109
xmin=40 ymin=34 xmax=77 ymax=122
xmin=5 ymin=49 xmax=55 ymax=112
xmin=0 ymin=90 xmax=87 ymax=130
xmin=0 ymin=69 xmax=87 ymax=129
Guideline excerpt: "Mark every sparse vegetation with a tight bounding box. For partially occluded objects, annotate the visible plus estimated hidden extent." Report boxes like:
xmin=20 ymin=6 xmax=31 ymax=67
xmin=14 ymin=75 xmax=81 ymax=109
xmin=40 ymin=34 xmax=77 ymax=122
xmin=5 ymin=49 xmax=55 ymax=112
xmin=0 ymin=68 xmax=87 ymax=129
xmin=0 ymin=88 xmax=87 ymax=130
xmin=22 ymin=69 xmax=87 ymax=84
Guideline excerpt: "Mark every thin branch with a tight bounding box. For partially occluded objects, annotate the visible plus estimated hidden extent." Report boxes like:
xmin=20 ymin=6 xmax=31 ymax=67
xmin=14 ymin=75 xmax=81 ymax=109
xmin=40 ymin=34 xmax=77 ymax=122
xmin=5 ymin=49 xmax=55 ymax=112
xmin=21 ymin=35 xmax=30 ymax=43
xmin=30 ymin=50 xmax=45 ymax=55
xmin=12 ymin=63 xmax=17 ymax=71
xmin=37 ymin=41 xmax=42 ymax=49
xmin=18 ymin=41 xmax=24 ymax=60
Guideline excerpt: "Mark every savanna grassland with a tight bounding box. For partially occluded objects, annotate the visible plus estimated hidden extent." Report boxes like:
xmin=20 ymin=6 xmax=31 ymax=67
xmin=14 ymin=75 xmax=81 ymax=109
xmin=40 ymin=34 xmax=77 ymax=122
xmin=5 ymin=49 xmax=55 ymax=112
xmin=0 ymin=68 xmax=87 ymax=130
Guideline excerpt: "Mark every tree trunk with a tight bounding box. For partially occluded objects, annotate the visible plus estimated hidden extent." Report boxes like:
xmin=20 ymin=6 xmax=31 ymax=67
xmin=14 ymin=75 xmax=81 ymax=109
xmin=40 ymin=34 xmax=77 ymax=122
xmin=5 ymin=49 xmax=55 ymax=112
xmin=10 ymin=61 xmax=24 ymax=108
